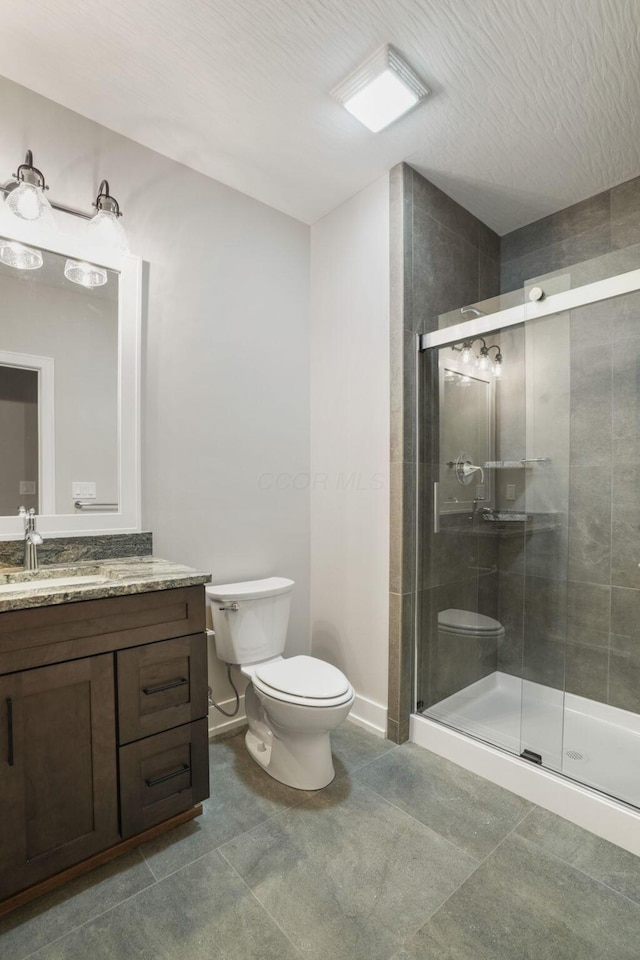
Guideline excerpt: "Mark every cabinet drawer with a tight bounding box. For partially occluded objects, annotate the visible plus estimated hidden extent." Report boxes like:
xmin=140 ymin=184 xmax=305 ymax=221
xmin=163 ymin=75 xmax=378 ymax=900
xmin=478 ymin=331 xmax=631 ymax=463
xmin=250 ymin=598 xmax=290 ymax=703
xmin=119 ymin=719 xmax=209 ymax=838
xmin=117 ymin=634 xmax=208 ymax=744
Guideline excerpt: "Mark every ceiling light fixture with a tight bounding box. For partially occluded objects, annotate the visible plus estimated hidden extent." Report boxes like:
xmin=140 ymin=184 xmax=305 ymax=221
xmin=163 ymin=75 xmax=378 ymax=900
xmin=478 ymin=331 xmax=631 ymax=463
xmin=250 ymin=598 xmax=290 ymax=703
xmin=4 ymin=150 xmax=55 ymax=227
xmin=332 ymin=45 xmax=429 ymax=132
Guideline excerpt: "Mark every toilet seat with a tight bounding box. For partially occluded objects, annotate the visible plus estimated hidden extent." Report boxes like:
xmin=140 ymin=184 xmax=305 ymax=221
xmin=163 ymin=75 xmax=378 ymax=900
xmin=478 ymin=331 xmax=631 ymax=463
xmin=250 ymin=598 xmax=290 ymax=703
xmin=438 ymin=608 xmax=504 ymax=637
xmin=252 ymin=655 xmax=354 ymax=708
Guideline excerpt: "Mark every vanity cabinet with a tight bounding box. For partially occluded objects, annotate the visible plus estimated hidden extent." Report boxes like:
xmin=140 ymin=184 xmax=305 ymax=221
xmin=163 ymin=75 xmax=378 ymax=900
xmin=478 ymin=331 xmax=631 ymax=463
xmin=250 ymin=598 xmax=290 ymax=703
xmin=0 ymin=655 xmax=119 ymax=901
xmin=0 ymin=585 xmax=209 ymax=912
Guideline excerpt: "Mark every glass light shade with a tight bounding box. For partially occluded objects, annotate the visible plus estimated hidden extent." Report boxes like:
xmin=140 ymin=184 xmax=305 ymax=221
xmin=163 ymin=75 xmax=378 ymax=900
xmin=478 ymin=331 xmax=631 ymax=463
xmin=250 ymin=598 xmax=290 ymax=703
xmin=0 ymin=240 xmax=43 ymax=270
xmin=87 ymin=209 xmax=129 ymax=253
xmin=64 ymin=258 xmax=108 ymax=288
xmin=460 ymin=346 xmax=474 ymax=365
xmin=5 ymin=182 xmax=55 ymax=226
xmin=477 ymin=352 xmax=491 ymax=371
xmin=493 ymin=360 xmax=503 ymax=379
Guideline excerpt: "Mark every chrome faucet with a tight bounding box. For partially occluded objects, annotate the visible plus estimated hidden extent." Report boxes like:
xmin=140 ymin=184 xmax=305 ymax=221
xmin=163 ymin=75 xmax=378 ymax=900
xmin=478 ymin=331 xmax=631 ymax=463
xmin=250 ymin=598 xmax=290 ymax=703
xmin=19 ymin=506 xmax=43 ymax=571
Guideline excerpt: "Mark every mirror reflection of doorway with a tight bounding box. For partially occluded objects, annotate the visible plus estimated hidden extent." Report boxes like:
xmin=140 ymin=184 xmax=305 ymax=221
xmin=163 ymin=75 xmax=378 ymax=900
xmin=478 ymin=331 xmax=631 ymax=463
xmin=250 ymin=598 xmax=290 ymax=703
xmin=0 ymin=365 xmax=38 ymax=514
xmin=0 ymin=353 xmax=55 ymax=516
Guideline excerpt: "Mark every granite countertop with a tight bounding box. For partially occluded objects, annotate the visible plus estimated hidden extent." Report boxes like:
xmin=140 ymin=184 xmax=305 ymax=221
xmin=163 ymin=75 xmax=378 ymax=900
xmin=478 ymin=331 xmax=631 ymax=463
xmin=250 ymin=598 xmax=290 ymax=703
xmin=0 ymin=556 xmax=212 ymax=612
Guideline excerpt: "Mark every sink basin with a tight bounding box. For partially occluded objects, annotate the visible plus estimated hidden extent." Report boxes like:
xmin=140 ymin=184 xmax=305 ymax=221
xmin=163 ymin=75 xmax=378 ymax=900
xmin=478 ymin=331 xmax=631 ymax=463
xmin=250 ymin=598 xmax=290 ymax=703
xmin=0 ymin=574 xmax=110 ymax=594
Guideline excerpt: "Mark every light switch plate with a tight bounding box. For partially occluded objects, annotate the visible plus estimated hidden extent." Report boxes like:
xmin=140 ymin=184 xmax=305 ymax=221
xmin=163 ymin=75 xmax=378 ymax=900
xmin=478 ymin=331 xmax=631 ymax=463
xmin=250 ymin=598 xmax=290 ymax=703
xmin=506 ymin=484 xmax=516 ymax=501
xmin=19 ymin=480 xmax=36 ymax=495
xmin=72 ymin=481 xmax=96 ymax=499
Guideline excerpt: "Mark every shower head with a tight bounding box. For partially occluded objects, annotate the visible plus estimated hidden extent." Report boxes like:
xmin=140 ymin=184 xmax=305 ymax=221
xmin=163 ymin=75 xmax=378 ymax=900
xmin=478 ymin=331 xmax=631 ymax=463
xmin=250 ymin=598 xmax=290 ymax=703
xmin=460 ymin=305 xmax=485 ymax=318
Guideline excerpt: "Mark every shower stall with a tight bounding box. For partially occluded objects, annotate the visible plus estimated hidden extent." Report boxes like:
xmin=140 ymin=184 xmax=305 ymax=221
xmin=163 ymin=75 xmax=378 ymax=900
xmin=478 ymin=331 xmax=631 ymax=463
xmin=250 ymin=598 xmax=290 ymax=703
xmin=415 ymin=263 xmax=640 ymax=813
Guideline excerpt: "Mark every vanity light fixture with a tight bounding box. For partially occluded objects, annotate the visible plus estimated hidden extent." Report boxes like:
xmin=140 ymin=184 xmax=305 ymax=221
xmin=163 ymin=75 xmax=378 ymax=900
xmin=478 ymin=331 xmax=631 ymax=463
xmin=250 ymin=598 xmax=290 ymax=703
xmin=87 ymin=180 xmax=129 ymax=253
xmin=452 ymin=338 xmax=503 ymax=379
xmin=332 ymin=45 xmax=429 ymax=132
xmin=64 ymin=258 xmax=107 ymax=288
xmin=4 ymin=150 xmax=55 ymax=227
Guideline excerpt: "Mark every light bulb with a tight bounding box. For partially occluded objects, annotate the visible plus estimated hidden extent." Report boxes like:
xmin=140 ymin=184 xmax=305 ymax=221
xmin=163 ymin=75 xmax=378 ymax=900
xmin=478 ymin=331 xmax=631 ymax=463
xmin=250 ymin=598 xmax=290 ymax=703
xmin=64 ymin=258 xmax=108 ymax=288
xmin=5 ymin=182 xmax=55 ymax=227
xmin=87 ymin=209 xmax=129 ymax=253
xmin=0 ymin=240 xmax=43 ymax=270
xmin=460 ymin=345 xmax=473 ymax=365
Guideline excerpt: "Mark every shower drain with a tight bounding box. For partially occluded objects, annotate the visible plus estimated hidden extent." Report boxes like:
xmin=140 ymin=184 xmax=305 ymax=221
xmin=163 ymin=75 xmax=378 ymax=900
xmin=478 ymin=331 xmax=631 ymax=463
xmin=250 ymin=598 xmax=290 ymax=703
xmin=565 ymin=749 xmax=585 ymax=761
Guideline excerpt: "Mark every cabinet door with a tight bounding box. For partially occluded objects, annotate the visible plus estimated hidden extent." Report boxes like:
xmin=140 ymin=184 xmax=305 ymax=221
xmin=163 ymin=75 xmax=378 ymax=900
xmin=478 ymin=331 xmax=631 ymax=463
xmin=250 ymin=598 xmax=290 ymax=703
xmin=0 ymin=655 xmax=119 ymax=901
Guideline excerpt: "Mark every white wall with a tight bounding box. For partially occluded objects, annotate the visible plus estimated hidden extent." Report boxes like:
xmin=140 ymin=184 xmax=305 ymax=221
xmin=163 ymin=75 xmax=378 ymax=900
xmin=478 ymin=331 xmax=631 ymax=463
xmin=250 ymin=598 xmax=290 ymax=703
xmin=0 ymin=77 xmax=311 ymax=732
xmin=310 ymin=175 xmax=391 ymax=736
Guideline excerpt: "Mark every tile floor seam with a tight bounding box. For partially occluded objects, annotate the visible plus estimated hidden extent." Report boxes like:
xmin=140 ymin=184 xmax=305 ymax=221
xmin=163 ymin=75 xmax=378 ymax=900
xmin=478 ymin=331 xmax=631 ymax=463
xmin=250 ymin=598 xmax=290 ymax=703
xmin=139 ymin=791 xmax=314 ymax=884
xmin=513 ymin=830 xmax=640 ymax=911
xmin=394 ymin=804 xmax=542 ymax=953
xmin=347 ymin=777 xmax=484 ymax=867
xmin=332 ymin=742 xmax=402 ymax=780
xmin=471 ymin=802 xmax=538 ymax=869
xmin=217 ymin=845 xmax=307 ymax=960
xmin=18 ymin=873 xmax=162 ymax=960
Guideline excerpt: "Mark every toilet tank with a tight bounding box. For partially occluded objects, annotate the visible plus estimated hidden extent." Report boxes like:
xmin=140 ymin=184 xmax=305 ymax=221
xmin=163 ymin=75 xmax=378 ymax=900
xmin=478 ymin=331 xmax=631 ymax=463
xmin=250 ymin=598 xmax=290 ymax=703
xmin=206 ymin=577 xmax=294 ymax=666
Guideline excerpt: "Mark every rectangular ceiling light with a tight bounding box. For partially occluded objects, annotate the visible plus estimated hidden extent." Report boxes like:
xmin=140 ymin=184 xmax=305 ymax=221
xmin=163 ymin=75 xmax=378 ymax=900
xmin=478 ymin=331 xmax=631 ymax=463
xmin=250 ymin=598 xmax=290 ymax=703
xmin=332 ymin=45 xmax=429 ymax=133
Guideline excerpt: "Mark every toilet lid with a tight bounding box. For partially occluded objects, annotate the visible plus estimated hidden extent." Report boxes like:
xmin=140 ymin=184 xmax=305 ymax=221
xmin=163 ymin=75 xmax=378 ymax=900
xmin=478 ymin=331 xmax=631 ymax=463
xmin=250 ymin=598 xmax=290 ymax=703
xmin=255 ymin=655 xmax=350 ymax=700
xmin=438 ymin=608 xmax=504 ymax=634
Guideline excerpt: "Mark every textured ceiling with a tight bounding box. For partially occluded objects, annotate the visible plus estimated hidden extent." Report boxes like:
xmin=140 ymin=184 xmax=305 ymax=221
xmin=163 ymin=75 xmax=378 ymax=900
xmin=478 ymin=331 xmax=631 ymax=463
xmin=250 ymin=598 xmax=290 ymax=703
xmin=0 ymin=0 xmax=638 ymax=231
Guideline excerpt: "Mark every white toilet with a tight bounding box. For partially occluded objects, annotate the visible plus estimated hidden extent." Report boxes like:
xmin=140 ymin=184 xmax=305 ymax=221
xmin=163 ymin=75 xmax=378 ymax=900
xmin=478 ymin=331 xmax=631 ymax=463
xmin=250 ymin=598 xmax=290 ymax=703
xmin=206 ymin=577 xmax=354 ymax=790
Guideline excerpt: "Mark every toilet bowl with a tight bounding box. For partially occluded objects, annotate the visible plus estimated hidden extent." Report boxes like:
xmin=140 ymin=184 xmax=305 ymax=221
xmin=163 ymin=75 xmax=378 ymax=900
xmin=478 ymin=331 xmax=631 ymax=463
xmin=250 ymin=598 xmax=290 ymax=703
xmin=206 ymin=578 xmax=354 ymax=790
xmin=436 ymin=608 xmax=505 ymax=695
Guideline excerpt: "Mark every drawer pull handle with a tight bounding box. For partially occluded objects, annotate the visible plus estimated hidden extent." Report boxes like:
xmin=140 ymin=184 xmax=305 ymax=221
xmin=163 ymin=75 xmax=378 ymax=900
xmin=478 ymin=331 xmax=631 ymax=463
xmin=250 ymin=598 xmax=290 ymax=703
xmin=6 ymin=698 xmax=14 ymax=767
xmin=145 ymin=764 xmax=190 ymax=788
xmin=142 ymin=677 xmax=189 ymax=696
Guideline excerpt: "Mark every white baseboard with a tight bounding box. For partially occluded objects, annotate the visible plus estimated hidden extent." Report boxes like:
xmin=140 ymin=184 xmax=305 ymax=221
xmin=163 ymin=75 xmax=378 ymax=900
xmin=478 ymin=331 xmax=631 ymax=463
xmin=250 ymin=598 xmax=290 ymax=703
xmin=349 ymin=693 xmax=387 ymax=738
xmin=208 ymin=693 xmax=246 ymax=738
xmin=411 ymin=714 xmax=640 ymax=857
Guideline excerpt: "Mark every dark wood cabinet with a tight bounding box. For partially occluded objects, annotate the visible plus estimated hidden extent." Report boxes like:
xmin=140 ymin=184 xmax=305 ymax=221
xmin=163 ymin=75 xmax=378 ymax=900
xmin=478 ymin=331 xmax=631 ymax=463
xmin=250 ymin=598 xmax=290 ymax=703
xmin=0 ymin=586 xmax=209 ymax=913
xmin=0 ymin=655 xmax=119 ymax=901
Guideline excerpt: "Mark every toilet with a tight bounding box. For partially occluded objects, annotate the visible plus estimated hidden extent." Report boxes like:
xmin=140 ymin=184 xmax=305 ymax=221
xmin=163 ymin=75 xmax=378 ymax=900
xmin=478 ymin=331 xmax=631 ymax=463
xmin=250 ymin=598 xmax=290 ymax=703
xmin=436 ymin=608 xmax=505 ymax=694
xmin=206 ymin=577 xmax=354 ymax=790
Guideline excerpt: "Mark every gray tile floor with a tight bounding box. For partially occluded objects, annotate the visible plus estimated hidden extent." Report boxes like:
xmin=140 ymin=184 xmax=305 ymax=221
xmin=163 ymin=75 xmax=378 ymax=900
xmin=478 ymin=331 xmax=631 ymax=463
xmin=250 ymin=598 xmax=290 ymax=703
xmin=2 ymin=722 xmax=640 ymax=959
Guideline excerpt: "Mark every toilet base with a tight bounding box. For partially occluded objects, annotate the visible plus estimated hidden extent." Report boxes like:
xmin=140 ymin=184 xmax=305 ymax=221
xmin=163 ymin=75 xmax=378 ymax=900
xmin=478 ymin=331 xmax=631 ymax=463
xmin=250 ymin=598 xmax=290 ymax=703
xmin=245 ymin=724 xmax=336 ymax=791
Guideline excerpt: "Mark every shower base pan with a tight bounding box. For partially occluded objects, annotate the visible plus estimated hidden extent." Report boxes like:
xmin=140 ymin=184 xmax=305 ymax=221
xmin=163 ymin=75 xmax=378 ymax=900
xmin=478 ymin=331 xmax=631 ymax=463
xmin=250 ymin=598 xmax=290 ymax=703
xmin=413 ymin=671 xmax=640 ymax=856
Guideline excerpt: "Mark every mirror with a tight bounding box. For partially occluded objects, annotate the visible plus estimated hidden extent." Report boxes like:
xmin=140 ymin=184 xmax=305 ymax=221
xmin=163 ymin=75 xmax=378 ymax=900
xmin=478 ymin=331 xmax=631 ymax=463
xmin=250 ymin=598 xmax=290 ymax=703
xmin=438 ymin=352 xmax=495 ymax=513
xmin=0 ymin=245 xmax=118 ymax=515
xmin=0 ymin=219 xmax=141 ymax=539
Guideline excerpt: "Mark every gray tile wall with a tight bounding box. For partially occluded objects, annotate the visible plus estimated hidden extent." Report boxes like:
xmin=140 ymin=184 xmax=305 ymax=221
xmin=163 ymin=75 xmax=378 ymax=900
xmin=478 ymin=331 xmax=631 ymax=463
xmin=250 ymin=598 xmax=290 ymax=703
xmin=498 ymin=178 xmax=640 ymax=714
xmin=501 ymin=177 xmax=640 ymax=292
xmin=388 ymin=164 xmax=501 ymax=733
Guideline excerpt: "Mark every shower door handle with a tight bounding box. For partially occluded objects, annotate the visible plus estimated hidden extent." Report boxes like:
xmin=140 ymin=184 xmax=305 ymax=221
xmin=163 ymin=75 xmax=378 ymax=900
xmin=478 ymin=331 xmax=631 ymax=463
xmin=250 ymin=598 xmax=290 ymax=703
xmin=433 ymin=482 xmax=440 ymax=534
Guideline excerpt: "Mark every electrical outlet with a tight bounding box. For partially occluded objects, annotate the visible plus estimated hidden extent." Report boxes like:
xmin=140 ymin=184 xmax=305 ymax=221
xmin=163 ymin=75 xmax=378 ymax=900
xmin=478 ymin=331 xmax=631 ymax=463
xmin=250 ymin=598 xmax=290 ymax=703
xmin=476 ymin=484 xmax=485 ymax=500
xmin=506 ymin=484 xmax=516 ymax=501
xmin=19 ymin=480 xmax=36 ymax=495
xmin=72 ymin=481 xmax=96 ymax=499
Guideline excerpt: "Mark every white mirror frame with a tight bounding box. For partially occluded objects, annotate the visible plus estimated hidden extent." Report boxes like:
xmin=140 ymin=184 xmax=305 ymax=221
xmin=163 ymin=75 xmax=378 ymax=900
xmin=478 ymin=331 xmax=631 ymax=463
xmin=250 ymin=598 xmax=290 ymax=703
xmin=0 ymin=214 xmax=142 ymax=539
